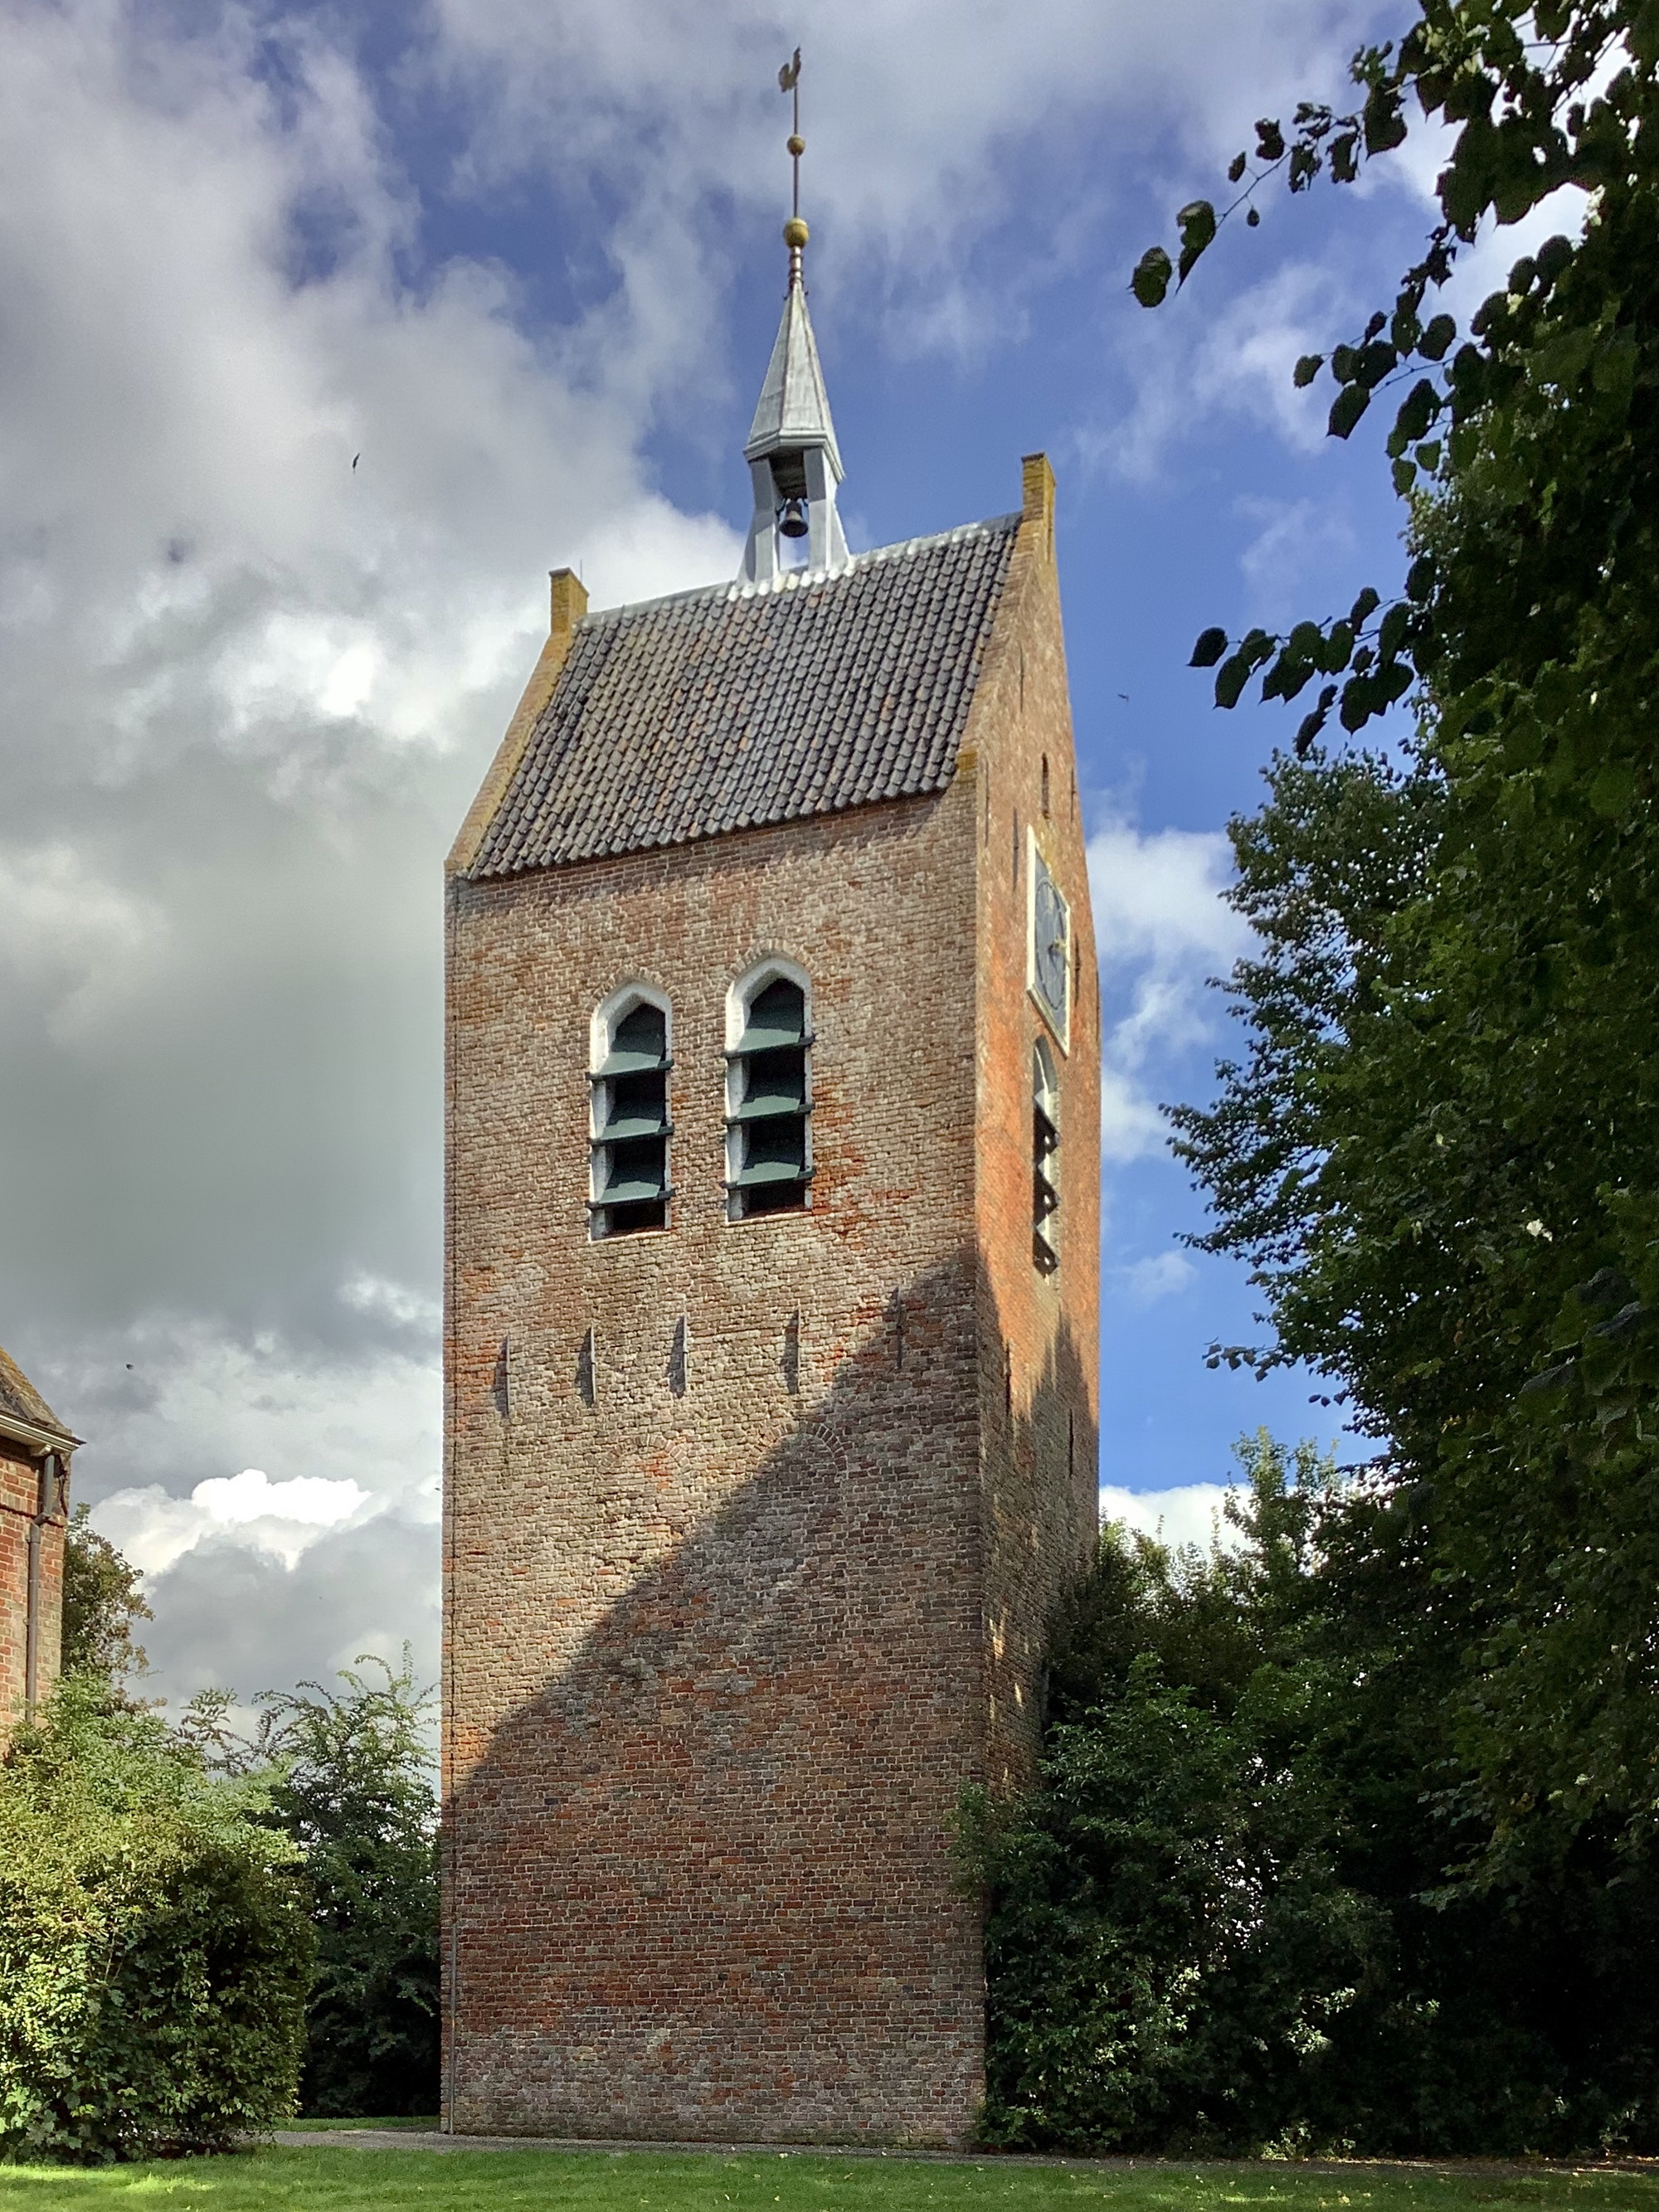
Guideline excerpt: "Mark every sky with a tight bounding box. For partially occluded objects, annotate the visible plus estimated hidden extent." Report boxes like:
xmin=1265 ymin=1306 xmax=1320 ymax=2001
xmin=0 ymin=0 xmax=1551 ymax=1711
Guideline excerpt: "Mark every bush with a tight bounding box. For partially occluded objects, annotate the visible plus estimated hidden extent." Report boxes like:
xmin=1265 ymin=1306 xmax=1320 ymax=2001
xmin=0 ymin=1679 xmax=314 ymax=2162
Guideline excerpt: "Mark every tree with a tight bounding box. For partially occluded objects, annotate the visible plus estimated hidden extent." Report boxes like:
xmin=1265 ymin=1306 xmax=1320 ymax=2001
xmin=966 ymin=1437 xmax=1659 ymax=2155
xmin=61 ymin=1506 xmax=151 ymax=1685
xmin=243 ymin=1655 xmax=440 ymax=2117
xmin=1131 ymin=0 xmax=1659 ymax=1874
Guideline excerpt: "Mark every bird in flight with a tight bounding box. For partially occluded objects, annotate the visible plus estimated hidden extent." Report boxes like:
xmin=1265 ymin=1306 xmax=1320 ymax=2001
xmin=352 ymin=453 xmax=360 ymax=470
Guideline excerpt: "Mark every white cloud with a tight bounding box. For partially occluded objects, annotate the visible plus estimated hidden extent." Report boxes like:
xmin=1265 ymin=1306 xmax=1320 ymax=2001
xmin=1088 ymin=817 xmax=1248 ymax=1163
xmin=1117 ymin=1252 xmax=1198 ymax=1305
xmin=92 ymin=1467 xmax=372 ymax=1577
xmin=0 ymin=0 xmax=742 ymax=1712
xmin=1237 ymin=493 xmax=1357 ymax=615
xmin=1100 ymin=1480 xmax=1246 ymax=1554
xmin=1091 ymin=259 xmax=1347 ymax=483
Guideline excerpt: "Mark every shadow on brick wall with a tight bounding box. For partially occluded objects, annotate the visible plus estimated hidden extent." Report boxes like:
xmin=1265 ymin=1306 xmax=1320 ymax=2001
xmin=442 ymin=1249 xmax=1096 ymax=2146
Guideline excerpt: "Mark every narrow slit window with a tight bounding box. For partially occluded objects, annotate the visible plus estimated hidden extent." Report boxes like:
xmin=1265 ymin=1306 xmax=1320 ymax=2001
xmin=1033 ymin=1038 xmax=1059 ymax=1276
xmin=591 ymin=994 xmax=671 ymax=1238
xmin=727 ymin=971 xmax=812 ymax=1221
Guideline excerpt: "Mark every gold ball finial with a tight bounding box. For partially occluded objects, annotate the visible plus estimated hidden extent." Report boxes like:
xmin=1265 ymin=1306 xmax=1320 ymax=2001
xmin=787 ymin=134 xmax=805 ymax=157
xmin=783 ymin=216 xmax=810 ymax=249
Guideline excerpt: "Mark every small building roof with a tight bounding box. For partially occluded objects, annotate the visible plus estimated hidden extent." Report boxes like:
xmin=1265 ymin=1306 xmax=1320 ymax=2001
xmin=468 ymin=513 xmax=1019 ymax=878
xmin=0 ymin=1344 xmax=77 ymax=1451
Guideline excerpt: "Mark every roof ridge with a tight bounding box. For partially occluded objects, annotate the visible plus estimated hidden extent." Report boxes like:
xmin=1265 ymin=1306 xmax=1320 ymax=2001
xmin=579 ymin=511 xmax=1021 ymax=633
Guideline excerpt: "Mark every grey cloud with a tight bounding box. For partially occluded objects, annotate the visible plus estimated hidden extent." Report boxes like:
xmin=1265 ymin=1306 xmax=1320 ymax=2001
xmin=134 ymin=1513 xmax=440 ymax=1712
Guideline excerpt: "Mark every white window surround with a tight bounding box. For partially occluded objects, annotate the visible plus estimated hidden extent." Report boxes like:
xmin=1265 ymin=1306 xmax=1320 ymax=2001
xmin=591 ymin=980 xmax=673 ymax=1080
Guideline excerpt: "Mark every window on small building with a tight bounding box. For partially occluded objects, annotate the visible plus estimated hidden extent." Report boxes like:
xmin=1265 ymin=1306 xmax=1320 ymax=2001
xmin=1033 ymin=1038 xmax=1059 ymax=1275
xmin=726 ymin=967 xmax=812 ymax=1220
xmin=590 ymin=991 xmax=672 ymax=1237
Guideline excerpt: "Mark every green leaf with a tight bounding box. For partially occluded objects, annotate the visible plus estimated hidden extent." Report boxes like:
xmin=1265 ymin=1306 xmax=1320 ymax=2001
xmin=1379 ymin=603 xmax=1412 ymax=660
xmin=1293 ymin=353 xmax=1325 ymax=390
xmin=1228 ymin=152 xmax=1248 ymax=182
xmin=1214 ymin=653 xmax=1253 ymax=710
xmin=1419 ymin=314 xmax=1457 ymax=361
xmin=1363 ymin=83 xmax=1407 ymax=154
xmin=1176 ymin=200 xmax=1218 ymax=284
xmin=1262 ymin=651 xmax=1318 ymax=702
xmin=1319 ymin=622 xmax=1355 ymax=673
xmin=1349 ymin=587 xmax=1381 ymax=628
xmin=1339 ymin=673 xmax=1379 ymax=731
xmin=1405 ymin=555 xmax=1436 ymax=603
xmin=1293 ymin=692 xmax=1332 ymax=756
xmin=1330 ymin=384 xmax=1372 ymax=439
xmin=1394 ymin=377 xmax=1441 ymax=445
xmin=1392 ymin=458 xmax=1418 ymax=496
xmin=1355 ymin=341 xmax=1398 ymax=389
xmin=1190 ymin=626 xmax=1229 ymax=668
xmin=1588 ymin=763 xmax=1637 ymax=817
xmin=1255 ymin=118 xmax=1286 ymax=163
xmin=1288 ymin=620 xmax=1325 ymax=659
xmin=1130 ymin=245 xmax=1172 ymax=309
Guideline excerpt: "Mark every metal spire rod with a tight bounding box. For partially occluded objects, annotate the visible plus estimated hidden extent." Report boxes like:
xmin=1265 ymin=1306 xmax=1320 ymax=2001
xmin=778 ymin=48 xmax=806 ymax=289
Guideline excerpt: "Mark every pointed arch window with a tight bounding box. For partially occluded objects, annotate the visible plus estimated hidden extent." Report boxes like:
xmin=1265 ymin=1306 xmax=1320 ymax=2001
xmin=590 ymin=989 xmax=672 ymax=1238
xmin=726 ymin=965 xmax=812 ymax=1220
xmin=1033 ymin=1039 xmax=1059 ymax=1276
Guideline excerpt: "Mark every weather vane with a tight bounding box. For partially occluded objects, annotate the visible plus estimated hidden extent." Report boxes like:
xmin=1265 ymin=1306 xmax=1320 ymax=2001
xmin=778 ymin=48 xmax=808 ymax=284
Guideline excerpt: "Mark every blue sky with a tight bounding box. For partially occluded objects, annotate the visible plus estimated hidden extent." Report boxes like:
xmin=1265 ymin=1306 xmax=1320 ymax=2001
xmin=0 ymin=0 xmax=1544 ymax=1704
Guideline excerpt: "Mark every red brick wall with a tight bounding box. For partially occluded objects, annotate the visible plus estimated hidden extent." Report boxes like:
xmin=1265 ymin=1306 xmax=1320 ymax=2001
xmin=0 ymin=1440 xmax=68 ymax=1747
xmin=443 ymin=467 xmax=1098 ymax=2146
xmin=966 ymin=459 xmax=1102 ymax=1796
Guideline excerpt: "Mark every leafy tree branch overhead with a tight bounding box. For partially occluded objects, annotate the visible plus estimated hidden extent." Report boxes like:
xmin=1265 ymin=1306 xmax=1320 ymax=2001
xmin=1135 ymin=0 xmax=1658 ymax=766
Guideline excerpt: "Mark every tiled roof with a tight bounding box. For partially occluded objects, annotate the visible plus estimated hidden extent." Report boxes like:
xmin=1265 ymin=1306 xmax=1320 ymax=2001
xmin=0 ymin=1344 xmax=75 ymax=1445
xmin=469 ymin=514 xmax=1019 ymax=878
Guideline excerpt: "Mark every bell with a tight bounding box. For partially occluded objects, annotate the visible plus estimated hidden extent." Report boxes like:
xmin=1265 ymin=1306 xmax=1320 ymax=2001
xmin=778 ymin=497 xmax=810 ymax=540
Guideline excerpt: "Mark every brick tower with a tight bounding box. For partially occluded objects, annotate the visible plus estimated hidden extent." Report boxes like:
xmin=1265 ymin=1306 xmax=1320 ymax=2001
xmin=443 ymin=199 xmax=1099 ymax=2146
xmin=0 ymin=1344 xmax=77 ymax=1748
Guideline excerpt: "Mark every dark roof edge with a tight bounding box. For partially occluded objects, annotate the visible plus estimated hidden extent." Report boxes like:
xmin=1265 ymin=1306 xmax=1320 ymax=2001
xmin=577 ymin=511 xmax=1024 ymax=634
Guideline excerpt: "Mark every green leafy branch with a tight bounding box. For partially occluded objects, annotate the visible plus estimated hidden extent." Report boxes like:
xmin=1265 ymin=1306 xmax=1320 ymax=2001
xmin=1130 ymin=0 xmax=1653 ymax=741
xmin=1189 ymin=576 xmax=1432 ymax=752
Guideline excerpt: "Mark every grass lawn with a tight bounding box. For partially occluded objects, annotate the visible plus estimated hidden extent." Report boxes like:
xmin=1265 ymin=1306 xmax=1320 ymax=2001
xmin=1 ymin=2146 xmax=1657 ymax=2212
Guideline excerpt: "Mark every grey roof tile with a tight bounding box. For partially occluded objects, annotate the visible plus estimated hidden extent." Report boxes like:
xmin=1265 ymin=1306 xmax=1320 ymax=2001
xmin=469 ymin=513 xmax=1019 ymax=878
xmin=0 ymin=1344 xmax=76 ymax=1444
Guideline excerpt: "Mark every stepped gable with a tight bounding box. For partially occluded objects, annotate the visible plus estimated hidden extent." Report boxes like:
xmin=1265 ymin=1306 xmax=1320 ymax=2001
xmin=468 ymin=513 xmax=1019 ymax=878
xmin=0 ymin=1344 xmax=75 ymax=1445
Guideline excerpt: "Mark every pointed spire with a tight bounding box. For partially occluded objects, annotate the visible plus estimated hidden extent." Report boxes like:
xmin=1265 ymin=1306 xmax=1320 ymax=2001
xmin=739 ymin=50 xmax=850 ymax=585
xmin=744 ymin=282 xmax=843 ymax=481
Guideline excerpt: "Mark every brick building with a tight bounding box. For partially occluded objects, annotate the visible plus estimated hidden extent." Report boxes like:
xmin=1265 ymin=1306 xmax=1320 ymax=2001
xmin=443 ymin=221 xmax=1100 ymax=2146
xmin=0 ymin=1344 xmax=77 ymax=1748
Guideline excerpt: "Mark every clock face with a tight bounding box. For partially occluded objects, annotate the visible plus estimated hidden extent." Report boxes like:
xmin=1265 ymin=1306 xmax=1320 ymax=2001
xmin=1031 ymin=847 xmax=1070 ymax=1038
